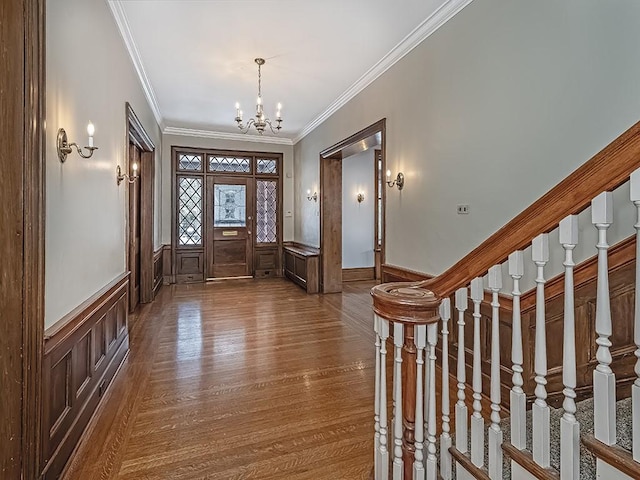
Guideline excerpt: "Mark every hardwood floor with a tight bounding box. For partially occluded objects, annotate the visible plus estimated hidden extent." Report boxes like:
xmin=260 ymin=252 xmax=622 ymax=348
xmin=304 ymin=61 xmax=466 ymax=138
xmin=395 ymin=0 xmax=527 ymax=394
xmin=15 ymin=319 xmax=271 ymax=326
xmin=63 ymin=279 xmax=378 ymax=480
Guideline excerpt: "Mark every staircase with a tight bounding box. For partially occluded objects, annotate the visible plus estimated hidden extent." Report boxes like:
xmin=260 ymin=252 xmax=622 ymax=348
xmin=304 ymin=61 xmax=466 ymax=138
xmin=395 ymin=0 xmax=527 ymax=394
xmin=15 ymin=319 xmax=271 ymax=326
xmin=370 ymin=121 xmax=640 ymax=480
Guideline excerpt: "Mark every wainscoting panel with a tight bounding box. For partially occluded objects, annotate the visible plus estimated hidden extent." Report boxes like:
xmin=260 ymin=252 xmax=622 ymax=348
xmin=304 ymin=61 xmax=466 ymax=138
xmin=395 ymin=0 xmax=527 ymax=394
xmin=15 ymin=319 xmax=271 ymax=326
xmin=42 ymin=273 xmax=130 ymax=480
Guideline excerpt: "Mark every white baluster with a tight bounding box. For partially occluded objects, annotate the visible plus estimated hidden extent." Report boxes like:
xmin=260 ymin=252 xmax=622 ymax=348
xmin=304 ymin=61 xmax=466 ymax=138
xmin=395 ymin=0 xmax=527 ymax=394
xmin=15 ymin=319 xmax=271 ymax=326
xmin=393 ymin=322 xmax=404 ymax=480
xmin=509 ymin=251 xmax=526 ymax=450
xmin=455 ymin=288 xmax=469 ymax=460
xmin=440 ymin=299 xmax=453 ymax=480
xmin=488 ymin=265 xmax=503 ymax=480
xmin=532 ymin=233 xmax=550 ymax=468
xmin=560 ymin=215 xmax=580 ymax=480
xmin=426 ymin=323 xmax=438 ymax=480
xmin=632 ymin=170 xmax=640 ymax=463
xmin=379 ymin=316 xmax=390 ymax=479
xmin=470 ymin=277 xmax=485 ymax=468
xmin=414 ymin=325 xmax=427 ymax=480
xmin=592 ymin=191 xmax=616 ymax=445
xmin=374 ymin=314 xmax=382 ymax=478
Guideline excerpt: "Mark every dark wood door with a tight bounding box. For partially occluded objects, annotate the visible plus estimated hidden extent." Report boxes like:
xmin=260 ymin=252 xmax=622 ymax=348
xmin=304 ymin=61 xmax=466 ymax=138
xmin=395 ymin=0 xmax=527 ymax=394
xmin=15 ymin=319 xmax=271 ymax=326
xmin=206 ymin=176 xmax=253 ymax=278
xmin=129 ymin=143 xmax=141 ymax=310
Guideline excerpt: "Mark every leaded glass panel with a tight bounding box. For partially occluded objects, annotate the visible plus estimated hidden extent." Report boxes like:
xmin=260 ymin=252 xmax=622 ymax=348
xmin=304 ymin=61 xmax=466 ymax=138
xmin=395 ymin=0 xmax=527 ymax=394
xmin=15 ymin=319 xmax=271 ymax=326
xmin=256 ymin=180 xmax=277 ymax=243
xmin=178 ymin=153 xmax=202 ymax=171
xmin=256 ymin=158 xmax=278 ymax=175
xmin=208 ymin=156 xmax=251 ymax=173
xmin=178 ymin=177 xmax=203 ymax=246
xmin=214 ymin=184 xmax=246 ymax=227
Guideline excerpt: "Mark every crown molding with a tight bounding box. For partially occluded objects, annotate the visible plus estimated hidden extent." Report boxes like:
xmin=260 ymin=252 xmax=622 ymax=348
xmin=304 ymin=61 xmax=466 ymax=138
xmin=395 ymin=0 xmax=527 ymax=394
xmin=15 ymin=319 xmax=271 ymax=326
xmin=108 ymin=1 xmax=164 ymax=129
xmin=293 ymin=0 xmax=475 ymax=144
xmin=163 ymin=126 xmax=294 ymax=146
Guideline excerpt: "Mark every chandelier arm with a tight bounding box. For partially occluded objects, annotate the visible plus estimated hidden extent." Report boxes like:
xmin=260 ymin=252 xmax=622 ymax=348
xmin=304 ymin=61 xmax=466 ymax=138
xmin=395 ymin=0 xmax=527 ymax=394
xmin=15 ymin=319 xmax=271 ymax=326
xmin=237 ymin=118 xmax=256 ymax=134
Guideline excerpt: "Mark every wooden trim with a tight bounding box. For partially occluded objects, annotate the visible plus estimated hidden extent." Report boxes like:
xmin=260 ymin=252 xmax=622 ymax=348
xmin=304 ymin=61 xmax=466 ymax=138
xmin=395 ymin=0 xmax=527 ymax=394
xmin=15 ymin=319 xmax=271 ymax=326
xmin=44 ymin=272 xmax=130 ymax=352
xmin=423 ymin=120 xmax=640 ymax=297
xmin=319 ymin=119 xmax=386 ymax=293
xmin=342 ymin=267 xmax=375 ymax=282
xmin=582 ymin=434 xmax=640 ymax=480
xmin=125 ymin=103 xmax=155 ymax=306
xmin=448 ymin=447 xmax=491 ymax=480
xmin=320 ymin=118 xmax=386 ymax=159
xmin=521 ymin=234 xmax=636 ymax=312
xmin=162 ymin=244 xmax=172 ymax=284
xmin=0 ymin=1 xmax=45 ymax=477
xmin=41 ymin=276 xmax=130 ymax=480
xmin=501 ymin=443 xmax=560 ymax=480
xmin=153 ymin=246 xmax=164 ymax=297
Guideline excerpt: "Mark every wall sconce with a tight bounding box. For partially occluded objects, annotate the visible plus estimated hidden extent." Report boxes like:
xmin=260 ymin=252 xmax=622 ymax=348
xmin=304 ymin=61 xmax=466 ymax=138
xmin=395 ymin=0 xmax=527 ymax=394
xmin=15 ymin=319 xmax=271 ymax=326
xmin=57 ymin=122 xmax=98 ymax=162
xmin=306 ymin=189 xmax=318 ymax=202
xmin=116 ymin=163 xmax=139 ymax=185
xmin=357 ymin=192 xmax=365 ymax=203
xmin=386 ymin=170 xmax=404 ymax=190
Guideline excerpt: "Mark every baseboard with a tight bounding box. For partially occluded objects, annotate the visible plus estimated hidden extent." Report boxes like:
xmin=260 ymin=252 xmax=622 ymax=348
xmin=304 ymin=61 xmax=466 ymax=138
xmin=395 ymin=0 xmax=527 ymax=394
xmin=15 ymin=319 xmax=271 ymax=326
xmin=381 ymin=264 xmax=433 ymax=283
xmin=342 ymin=267 xmax=375 ymax=282
xmin=41 ymin=273 xmax=130 ymax=480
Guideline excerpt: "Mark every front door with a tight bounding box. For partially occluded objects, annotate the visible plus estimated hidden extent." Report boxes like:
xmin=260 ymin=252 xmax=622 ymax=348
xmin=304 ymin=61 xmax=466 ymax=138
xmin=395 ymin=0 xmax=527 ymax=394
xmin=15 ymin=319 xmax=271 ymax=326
xmin=206 ymin=176 xmax=253 ymax=278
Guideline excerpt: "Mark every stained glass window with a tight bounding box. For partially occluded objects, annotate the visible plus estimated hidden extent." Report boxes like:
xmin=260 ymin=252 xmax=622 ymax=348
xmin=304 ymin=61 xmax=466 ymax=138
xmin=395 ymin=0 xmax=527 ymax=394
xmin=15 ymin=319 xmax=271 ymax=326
xmin=208 ymin=156 xmax=251 ymax=173
xmin=178 ymin=153 xmax=202 ymax=171
xmin=256 ymin=158 xmax=277 ymax=175
xmin=214 ymin=184 xmax=246 ymax=227
xmin=178 ymin=177 xmax=203 ymax=246
xmin=256 ymin=180 xmax=277 ymax=243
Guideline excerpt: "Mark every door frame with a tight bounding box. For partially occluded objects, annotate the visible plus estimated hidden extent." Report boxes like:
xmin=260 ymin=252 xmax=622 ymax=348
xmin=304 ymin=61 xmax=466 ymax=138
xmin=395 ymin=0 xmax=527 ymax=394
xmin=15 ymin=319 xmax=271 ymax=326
xmin=319 ymin=119 xmax=386 ymax=293
xmin=125 ymin=103 xmax=155 ymax=306
xmin=0 ymin=0 xmax=45 ymax=477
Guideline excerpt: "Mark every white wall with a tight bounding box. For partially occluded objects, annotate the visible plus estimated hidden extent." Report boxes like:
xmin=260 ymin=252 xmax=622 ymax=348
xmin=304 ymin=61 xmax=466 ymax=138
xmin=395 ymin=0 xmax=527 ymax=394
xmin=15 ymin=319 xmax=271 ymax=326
xmin=342 ymin=150 xmax=375 ymax=268
xmin=294 ymin=0 xmax=640 ymax=276
xmin=46 ymin=0 xmax=162 ymax=328
xmin=161 ymin=134 xmax=294 ymax=244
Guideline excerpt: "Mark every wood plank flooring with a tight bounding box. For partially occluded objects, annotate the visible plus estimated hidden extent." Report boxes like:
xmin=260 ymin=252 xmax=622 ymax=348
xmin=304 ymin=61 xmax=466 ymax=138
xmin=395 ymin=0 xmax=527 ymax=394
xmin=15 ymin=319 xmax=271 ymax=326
xmin=63 ymin=279 xmax=379 ymax=480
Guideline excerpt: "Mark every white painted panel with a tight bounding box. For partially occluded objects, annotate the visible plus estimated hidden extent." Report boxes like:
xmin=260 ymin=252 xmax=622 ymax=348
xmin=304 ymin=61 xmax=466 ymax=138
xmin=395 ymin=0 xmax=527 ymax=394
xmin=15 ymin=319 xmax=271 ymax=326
xmin=596 ymin=459 xmax=634 ymax=480
xmin=342 ymin=149 xmax=375 ymax=268
xmin=46 ymin=0 xmax=161 ymax=327
xmin=512 ymin=462 xmax=539 ymax=480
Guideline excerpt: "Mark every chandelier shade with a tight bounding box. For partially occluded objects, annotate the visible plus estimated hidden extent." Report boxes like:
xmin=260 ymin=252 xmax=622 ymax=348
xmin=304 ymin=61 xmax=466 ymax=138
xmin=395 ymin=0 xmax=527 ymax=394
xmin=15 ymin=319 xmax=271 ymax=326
xmin=234 ymin=58 xmax=283 ymax=135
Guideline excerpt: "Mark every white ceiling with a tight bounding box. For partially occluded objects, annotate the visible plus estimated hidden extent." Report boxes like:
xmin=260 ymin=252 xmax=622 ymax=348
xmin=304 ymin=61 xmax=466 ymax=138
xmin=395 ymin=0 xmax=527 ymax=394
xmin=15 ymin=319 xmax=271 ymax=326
xmin=110 ymin=0 xmax=470 ymax=143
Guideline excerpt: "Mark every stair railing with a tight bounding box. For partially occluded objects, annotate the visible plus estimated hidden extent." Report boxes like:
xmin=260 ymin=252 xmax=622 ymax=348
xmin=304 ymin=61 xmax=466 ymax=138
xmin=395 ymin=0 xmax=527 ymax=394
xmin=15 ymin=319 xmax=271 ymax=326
xmin=371 ymin=120 xmax=640 ymax=480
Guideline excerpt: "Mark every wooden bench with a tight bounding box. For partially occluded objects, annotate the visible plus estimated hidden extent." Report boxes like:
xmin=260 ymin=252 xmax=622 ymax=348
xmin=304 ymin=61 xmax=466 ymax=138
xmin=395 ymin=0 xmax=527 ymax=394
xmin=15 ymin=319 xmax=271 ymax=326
xmin=283 ymin=243 xmax=319 ymax=293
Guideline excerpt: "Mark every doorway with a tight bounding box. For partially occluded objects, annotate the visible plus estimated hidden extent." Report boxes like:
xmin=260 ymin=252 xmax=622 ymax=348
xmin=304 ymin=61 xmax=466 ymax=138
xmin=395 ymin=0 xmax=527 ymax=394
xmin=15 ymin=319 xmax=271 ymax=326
xmin=172 ymin=148 xmax=283 ymax=283
xmin=125 ymin=103 xmax=155 ymax=311
xmin=319 ymin=119 xmax=386 ymax=293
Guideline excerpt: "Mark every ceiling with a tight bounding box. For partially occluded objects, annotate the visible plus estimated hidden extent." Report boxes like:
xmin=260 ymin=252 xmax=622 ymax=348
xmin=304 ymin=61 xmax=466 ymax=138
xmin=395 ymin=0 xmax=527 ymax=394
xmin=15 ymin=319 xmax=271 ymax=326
xmin=110 ymin=0 xmax=470 ymax=143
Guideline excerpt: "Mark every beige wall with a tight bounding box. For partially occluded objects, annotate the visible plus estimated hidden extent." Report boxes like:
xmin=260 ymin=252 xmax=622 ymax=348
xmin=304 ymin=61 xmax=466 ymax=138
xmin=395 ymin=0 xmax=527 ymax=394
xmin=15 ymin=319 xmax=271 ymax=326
xmin=161 ymin=134 xmax=294 ymax=244
xmin=294 ymin=0 xmax=640 ymax=275
xmin=46 ymin=0 xmax=162 ymax=328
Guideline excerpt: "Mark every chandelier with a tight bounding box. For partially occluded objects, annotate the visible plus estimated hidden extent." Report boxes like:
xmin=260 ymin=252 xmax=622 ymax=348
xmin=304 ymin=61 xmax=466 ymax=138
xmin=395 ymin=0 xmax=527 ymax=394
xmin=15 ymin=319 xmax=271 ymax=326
xmin=234 ymin=58 xmax=283 ymax=135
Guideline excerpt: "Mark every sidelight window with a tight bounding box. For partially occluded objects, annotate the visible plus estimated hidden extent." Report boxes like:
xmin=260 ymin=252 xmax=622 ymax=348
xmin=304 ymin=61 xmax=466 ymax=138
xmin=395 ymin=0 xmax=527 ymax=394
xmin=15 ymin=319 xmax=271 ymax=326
xmin=178 ymin=177 xmax=203 ymax=246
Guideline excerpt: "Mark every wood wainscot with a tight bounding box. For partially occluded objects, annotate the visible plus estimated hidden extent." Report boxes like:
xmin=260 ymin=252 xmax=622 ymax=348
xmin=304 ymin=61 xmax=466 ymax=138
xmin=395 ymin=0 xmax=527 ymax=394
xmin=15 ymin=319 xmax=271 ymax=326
xmin=283 ymin=242 xmax=320 ymax=293
xmin=153 ymin=246 xmax=164 ymax=297
xmin=41 ymin=273 xmax=130 ymax=480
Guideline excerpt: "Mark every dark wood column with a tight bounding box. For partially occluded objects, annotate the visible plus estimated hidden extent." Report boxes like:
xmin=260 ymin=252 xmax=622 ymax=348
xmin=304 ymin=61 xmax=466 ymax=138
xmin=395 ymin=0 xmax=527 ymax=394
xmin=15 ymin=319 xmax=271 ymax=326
xmin=0 ymin=0 xmax=45 ymax=478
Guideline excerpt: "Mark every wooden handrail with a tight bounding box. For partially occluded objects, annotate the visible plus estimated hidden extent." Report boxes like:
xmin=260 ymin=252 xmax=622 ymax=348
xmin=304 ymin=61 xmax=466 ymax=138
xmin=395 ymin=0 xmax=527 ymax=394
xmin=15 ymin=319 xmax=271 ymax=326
xmin=421 ymin=120 xmax=640 ymax=298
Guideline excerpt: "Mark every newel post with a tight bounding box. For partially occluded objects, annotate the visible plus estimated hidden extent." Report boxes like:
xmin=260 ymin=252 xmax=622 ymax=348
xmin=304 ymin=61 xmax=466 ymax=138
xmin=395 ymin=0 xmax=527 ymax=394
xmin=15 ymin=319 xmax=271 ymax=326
xmin=371 ymin=283 xmax=441 ymax=479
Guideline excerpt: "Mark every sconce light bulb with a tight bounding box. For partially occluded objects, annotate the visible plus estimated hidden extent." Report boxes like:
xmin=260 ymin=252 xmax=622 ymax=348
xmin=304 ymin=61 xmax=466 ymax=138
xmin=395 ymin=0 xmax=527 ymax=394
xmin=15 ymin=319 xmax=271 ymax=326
xmin=87 ymin=122 xmax=95 ymax=137
xmin=277 ymin=102 xmax=282 ymax=110
xmin=307 ymin=189 xmax=311 ymax=195
xmin=257 ymin=96 xmax=262 ymax=105
xmin=386 ymin=169 xmax=391 ymax=179
xmin=132 ymin=162 xmax=138 ymax=172
xmin=235 ymin=102 xmax=240 ymax=109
